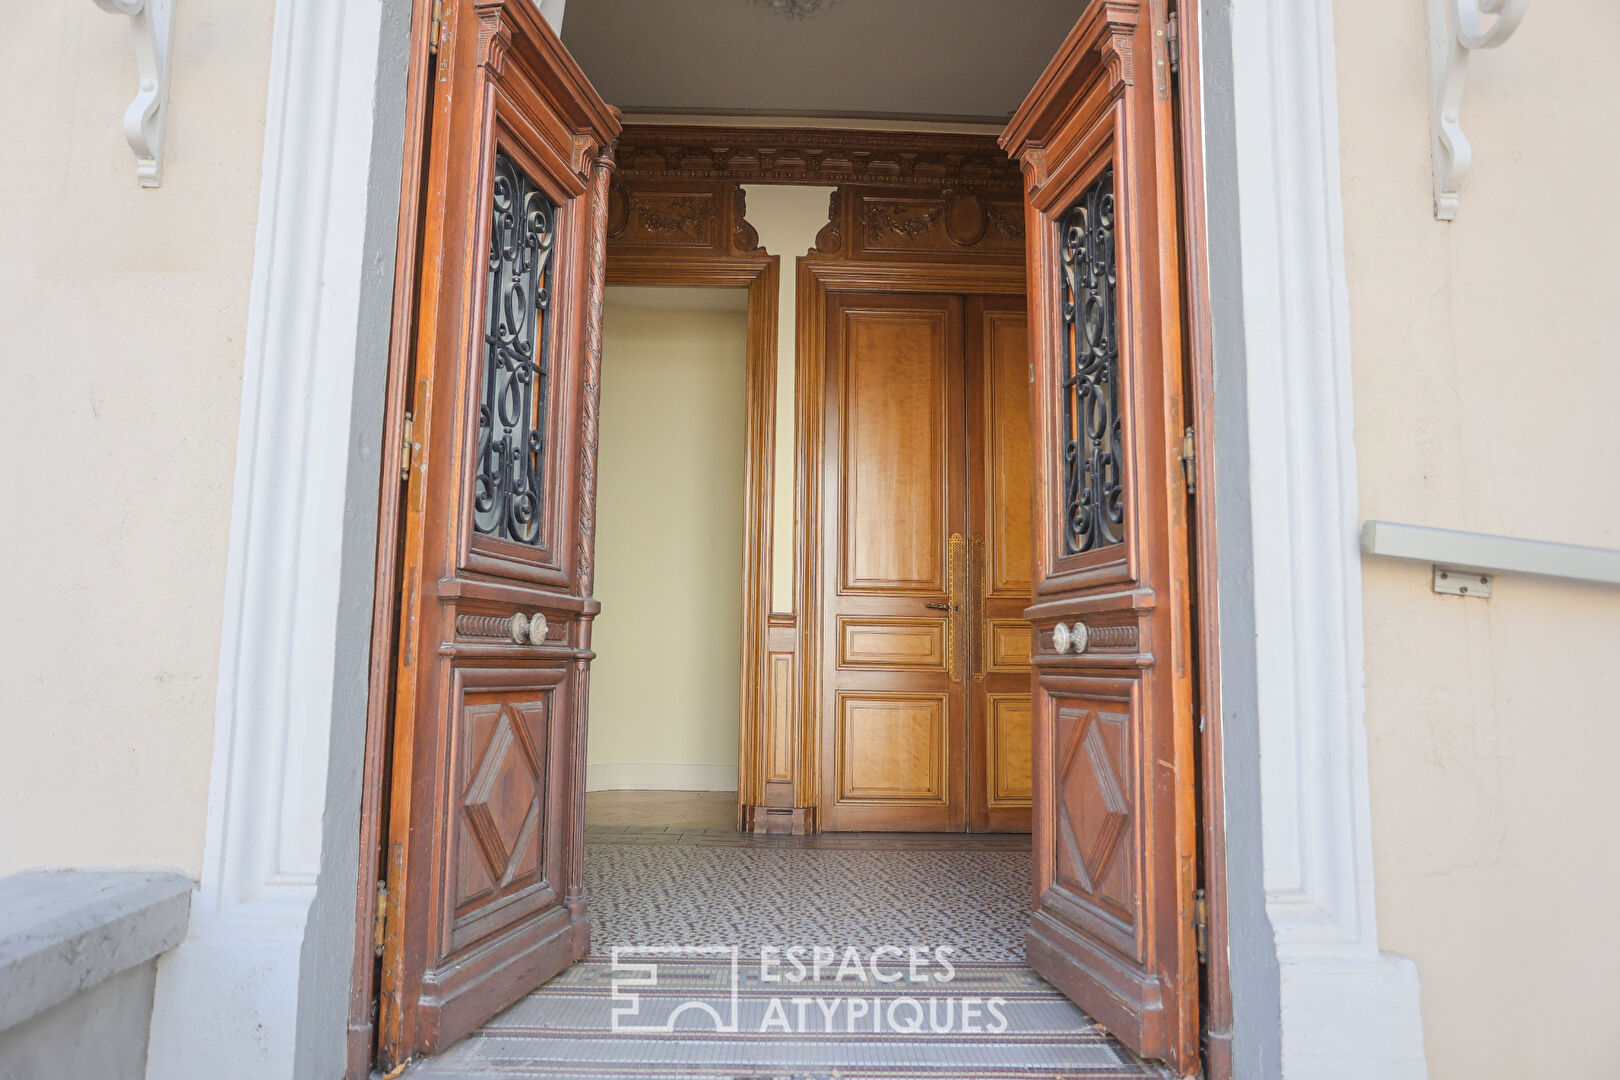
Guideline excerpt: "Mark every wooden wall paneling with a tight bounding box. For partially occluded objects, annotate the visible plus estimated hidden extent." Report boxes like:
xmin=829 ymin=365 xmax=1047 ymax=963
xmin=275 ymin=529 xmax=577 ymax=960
xmin=602 ymin=192 xmax=781 ymax=831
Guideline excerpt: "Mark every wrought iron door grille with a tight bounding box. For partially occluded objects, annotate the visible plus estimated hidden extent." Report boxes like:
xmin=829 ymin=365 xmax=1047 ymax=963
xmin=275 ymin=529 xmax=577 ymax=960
xmin=1057 ymin=166 xmax=1124 ymax=555
xmin=474 ymin=150 xmax=558 ymax=546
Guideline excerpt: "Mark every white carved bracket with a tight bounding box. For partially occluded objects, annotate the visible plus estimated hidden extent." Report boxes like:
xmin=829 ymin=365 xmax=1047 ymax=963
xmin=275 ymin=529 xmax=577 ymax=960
xmin=92 ymin=0 xmax=175 ymax=187
xmin=1428 ymin=0 xmax=1528 ymax=220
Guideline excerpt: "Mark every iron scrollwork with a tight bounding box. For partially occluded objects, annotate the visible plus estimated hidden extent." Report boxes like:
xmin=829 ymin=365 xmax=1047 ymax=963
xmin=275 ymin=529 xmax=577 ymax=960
xmin=1058 ymin=166 xmax=1125 ymax=555
xmin=474 ymin=150 xmax=558 ymax=546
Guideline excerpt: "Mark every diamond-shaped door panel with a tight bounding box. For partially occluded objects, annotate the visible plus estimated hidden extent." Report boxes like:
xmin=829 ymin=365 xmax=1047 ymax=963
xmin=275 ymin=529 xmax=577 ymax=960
xmin=1052 ymin=701 xmax=1132 ymax=912
xmin=455 ymin=694 xmax=550 ymax=921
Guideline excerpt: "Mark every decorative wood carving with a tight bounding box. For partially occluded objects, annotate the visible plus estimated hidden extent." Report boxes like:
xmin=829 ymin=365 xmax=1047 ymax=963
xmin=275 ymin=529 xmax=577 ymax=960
xmin=814 ymin=186 xmax=1025 ymax=263
xmin=1038 ymin=622 xmax=1139 ymax=653
xmin=733 ymin=187 xmax=761 ymax=253
xmin=944 ymin=191 xmax=988 ymax=246
xmin=455 ymin=612 xmax=567 ymax=643
xmin=615 ymin=125 xmax=1022 ymax=193
xmin=605 ymin=180 xmax=765 ymax=259
xmin=473 ymin=1 xmax=511 ymax=75
xmin=575 ymin=149 xmax=615 ymax=600
xmin=814 ymin=191 xmax=843 ymax=254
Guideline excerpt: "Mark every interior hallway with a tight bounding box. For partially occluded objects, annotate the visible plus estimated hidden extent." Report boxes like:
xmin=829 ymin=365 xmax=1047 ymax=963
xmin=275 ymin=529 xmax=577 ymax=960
xmin=404 ymin=793 xmax=1167 ymax=1079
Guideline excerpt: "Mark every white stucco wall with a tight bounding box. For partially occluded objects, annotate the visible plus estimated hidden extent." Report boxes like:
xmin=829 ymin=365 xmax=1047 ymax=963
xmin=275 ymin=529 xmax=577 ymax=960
xmin=0 ymin=3 xmax=275 ymax=878
xmin=1336 ymin=3 xmax=1620 ymax=1077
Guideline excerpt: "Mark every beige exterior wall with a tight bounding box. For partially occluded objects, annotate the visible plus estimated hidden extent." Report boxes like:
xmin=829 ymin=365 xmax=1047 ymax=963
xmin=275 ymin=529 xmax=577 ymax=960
xmin=0 ymin=4 xmax=275 ymax=878
xmin=588 ymin=290 xmax=751 ymax=789
xmin=1336 ymin=3 xmax=1620 ymax=1077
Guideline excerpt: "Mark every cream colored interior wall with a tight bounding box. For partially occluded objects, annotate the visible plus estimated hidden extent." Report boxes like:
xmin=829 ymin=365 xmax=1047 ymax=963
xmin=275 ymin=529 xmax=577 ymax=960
xmin=0 ymin=4 xmax=275 ymax=878
xmin=738 ymin=184 xmax=836 ymax=613
xmin=1335 ymin=3 xmax=1620 ymax=1077
xmin=588 ymin=289 xmax=751 ymax=790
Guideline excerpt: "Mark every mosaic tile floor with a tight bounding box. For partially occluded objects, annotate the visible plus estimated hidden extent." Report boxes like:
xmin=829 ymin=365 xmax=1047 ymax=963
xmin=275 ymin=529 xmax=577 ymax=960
xmin=583 ymin=841 xmax=1033 ymax=963
xmin=407 ymin=829 xmax=1170 ymax=1079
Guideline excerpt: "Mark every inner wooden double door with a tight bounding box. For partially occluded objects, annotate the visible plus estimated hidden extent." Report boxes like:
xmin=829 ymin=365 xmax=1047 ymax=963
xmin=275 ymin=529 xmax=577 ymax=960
xmin=819 ymin=292 xmax=1033 ymax=833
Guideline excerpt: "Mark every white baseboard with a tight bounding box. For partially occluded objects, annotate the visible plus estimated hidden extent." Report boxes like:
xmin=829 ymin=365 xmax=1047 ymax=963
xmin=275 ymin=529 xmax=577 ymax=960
xmin=586 ymin=763 xmax=738 ymax=792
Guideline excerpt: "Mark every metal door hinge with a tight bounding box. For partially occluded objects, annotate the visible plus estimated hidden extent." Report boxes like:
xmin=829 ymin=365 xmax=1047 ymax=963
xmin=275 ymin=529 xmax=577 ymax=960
xmin=400 ymin=412 xmax=416 ymax=481
xmin=373 ymin=879 xmax=390 ymax=957
xmin=1193 ymin=887 xmax=1208 ymax=961
xmin=428 ymin=0 xmax=445 ymax=55
xmin=1180 ymin=426 xmax=1197 ymax=494
xmin=1166 ymin=10 xmax=1181 ymax=74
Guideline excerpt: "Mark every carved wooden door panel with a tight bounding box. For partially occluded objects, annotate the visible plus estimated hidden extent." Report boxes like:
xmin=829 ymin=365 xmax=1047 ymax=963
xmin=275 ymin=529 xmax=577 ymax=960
xmin=376 ymin=2 xmax=618 ymax=1067
xmin=965 ymin=296 xmax=1035 ymax=833
xmin=819 ymin=292 xmax=971 ymax=832
xmin=1002 ymin=1 xmax=1200 ymax=1072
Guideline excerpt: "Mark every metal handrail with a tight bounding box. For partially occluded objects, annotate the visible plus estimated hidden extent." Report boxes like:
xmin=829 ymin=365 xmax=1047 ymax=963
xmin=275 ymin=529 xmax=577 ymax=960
xmin=1360 ymin=520 xmax=1620 ymax=586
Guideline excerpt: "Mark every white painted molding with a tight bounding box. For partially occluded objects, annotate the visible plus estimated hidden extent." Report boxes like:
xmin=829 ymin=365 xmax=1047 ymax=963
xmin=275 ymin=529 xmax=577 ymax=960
xmin=586 ymin=763 xmax=740 ymax=792
xmin=1427 ymin=0 xmax=1529 ymax=221
xmin=145 ymin=0 xmax=401 ymax=1076
xmin=1229 ymin=0 xmax=1428 ymax=1074
xmin=91 ymin=0 xmax=174 ymax=187
xmin=1362 ymin=520 xmax=1620 ymax=585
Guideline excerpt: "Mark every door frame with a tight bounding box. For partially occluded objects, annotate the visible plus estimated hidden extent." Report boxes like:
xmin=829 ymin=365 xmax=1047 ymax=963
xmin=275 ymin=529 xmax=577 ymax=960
xmin=346 ymin=0 xmax=439 ymax=1070
xmin=147 ymin=2 xmax=1429 ymax=1078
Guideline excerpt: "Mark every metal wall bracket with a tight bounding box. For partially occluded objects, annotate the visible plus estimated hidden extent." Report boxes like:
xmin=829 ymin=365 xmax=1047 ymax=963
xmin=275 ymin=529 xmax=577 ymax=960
xmin=91 ymin=0 xmax=175 ymax=188
xmin=1432 ymin=567 xmax=1492 ymax=598
xmin=1427 ymin=0 xmax=1528 ymax=221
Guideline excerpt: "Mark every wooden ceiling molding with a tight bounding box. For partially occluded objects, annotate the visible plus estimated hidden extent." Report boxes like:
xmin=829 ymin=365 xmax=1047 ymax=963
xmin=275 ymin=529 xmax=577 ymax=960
xmin=614 ymin=124 xmax=1023 ymax=194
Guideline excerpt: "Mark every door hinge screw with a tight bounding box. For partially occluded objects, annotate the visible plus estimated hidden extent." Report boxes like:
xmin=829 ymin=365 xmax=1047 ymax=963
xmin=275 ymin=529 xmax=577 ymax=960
xmin=1180 ymin=426 xmax=1197 ymax=494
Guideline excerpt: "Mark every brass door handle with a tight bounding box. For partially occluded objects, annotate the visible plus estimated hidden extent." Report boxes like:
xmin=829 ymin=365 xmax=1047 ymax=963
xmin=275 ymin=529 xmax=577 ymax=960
xmin=944 ymin=533 xmax=987 ymax=682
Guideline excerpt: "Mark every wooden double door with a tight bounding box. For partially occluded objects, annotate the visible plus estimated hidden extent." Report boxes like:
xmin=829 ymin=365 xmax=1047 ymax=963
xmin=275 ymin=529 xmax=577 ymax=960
xmin=369 ymin=0 xmax=1205 ymax=1074
xmin=817 ymin=292 xmax=1034 ymax=833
